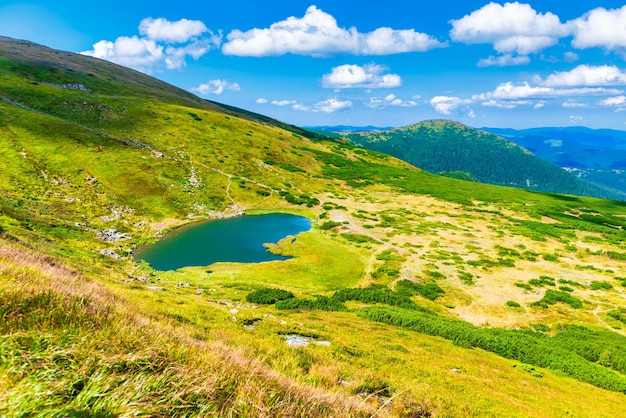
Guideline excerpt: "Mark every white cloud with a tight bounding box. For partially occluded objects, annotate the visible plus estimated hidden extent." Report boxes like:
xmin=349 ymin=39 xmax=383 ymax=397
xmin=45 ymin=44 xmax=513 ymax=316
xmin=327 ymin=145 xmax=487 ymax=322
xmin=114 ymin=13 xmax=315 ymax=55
xmin=564 ymin=52 xmax=579 ymax=62
xmin=562 ymin=100 xmax=588 ymax=108
xmin=468 ymin=110 xmax=476 ymax=118
xmin=543 ymin=65 xmax=626 ymax=87
xmin=314 ymin=97 xmax=353 ymax=113
xmin=81 ymin=17 xmax=220 ymax=72
xmin=267 ymin=100 xmax=308 ymax=110
xmin=569 ymin=6 xmax=626 ymax=52
xmin=473 ymin=81 xmax=622 ymax=101
xmin=480 ymin=99 xmax=529 ymax=109
xmin=82 ymin=36 xmax=164 ymax=72
xmin=450 ymin=2 xmax=567 ymax=55
xmin=477 ymin=54 xmax=530 ymax=67
xmin=256 ymin=98 xmax=268 ymax=104
xmin=430 ymin=96 xmax=472 ymax=115
xmin=322 ymin=64 xmax=401 ymax=89
xmin=222 ymin=5 xmax=445 ymax=57
xmin=570 ymin=115 xmax=585 ymax=124
xmin=271 ymin=100 xmax=297 ymax=106
xmin=366 ymin=93 xmax=418 ymax=108
xmin=139 ymin=17 xmax=208 ymax=43
xmin=600 ymin=95 xmax=626 ymax=106
xmin=191 ymin=79 xmax=241 ymax=95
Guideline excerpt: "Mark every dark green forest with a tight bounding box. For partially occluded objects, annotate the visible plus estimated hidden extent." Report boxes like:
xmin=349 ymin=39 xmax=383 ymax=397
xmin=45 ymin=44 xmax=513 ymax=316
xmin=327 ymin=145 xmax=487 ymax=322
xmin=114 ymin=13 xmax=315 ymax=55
xmin=345 ymin=120 xmax=625 ymax=200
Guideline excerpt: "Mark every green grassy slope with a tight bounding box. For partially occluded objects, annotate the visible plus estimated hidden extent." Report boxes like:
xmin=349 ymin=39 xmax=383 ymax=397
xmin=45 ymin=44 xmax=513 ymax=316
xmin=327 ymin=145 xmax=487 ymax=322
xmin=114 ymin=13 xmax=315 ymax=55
xmin=2 ymin=37 xmax=626 ymax=416
xmin=344 ymin=120 xmax=626 ymax=200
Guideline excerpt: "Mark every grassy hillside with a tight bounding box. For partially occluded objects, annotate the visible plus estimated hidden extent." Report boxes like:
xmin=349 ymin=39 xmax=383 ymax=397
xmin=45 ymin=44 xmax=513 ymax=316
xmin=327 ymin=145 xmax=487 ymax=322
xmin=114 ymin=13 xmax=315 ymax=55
xmin=2 ymin=37 xmax=626 ymax=416
xmin=344 ymin=120 xmax=625 ymax=200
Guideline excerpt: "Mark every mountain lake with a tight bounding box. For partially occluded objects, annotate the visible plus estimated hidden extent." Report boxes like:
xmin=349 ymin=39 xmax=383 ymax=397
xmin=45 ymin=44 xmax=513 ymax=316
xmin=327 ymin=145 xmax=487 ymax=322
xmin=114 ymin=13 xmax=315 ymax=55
xmin=136 ymin=213 xmax=311 ymax=271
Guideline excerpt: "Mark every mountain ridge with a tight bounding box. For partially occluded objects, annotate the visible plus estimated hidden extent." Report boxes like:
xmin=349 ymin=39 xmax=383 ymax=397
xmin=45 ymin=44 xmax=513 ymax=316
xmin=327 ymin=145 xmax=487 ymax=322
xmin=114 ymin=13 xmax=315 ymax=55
xmin=342 ymin=119 xmax=626 ymax=200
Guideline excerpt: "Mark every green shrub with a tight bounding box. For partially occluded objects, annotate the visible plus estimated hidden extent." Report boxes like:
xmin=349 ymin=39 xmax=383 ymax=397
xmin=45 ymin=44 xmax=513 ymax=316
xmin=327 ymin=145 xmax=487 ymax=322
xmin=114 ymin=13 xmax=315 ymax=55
xmin=358 ymin=307 xmax=626 ymax=394
xmin=341 ymin=233 xmax=380 ymax=244
xmin=276 ymin=296 xmax=346 ymax=311
xmin=531 ymin=290 xmax=583 ymax=309
xmin=246 ymin=287 xmax=294 ymax=304
xmin=459 ymin=272 xmax=474 ymax=285
xmin=319 ymin=221 xmax=342 ymax=230
xmin=506 ymin=301 xmax=521 ymax=308
xmin=396 ymin=280 xmax=445 ymax=301
xmin=590 ymin=281 xmax=613 ymax=291
xmin=542 ymin=253 xmax=559 ymax=262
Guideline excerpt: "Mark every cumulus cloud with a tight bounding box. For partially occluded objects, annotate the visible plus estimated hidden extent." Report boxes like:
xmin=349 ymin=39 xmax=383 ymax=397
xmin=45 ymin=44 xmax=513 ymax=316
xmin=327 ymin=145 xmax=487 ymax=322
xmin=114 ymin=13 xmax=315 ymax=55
xmin=477 ymin=54 xmax=530 ymax=67
xmin=600 ymin=95 xmax=626 ymax=106
xmin=191 ymin=79 xmax=241 ymax=95
xmin=139 ymin=17 xmax=208 ymax=43
xmin=322 ymin=64 xmax=401 ymax=89
xmin=543 ymin=65 xmax=626 ymax=87
xmin=256 ymin=98 xmax=268 ymax=104
xmin=569 ymin=6 xmax=626 ymax=52
xmin=222 ymin=5 xmax=445 ymax=57
xmin=430 ymin=96 xmax=472 ymax=115
xmin=83 ymin=37 xmax=164 ymax=71
xmin=314 ymin=97 xmax=353 ymax=113
xmin=450 ymin=2 xmax=568 ymax=55
xmin=82 ymin=17 xmax=220 ymax=72
xmin=366 ymin=93 xmax=418 ymax=108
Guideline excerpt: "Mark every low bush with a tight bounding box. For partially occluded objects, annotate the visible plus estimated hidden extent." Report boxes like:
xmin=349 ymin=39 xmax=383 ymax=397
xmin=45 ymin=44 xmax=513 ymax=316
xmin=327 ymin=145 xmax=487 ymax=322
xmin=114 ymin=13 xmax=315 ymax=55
xmin=590 ymin=281 xmax=613 ymax=291
xmin=246 ymin=287 xmax=294 ymax=304
xmin=396 ymin=280 xmax=445 ymax=301
xmin=531 ymin=290 xmax=583 ymax=309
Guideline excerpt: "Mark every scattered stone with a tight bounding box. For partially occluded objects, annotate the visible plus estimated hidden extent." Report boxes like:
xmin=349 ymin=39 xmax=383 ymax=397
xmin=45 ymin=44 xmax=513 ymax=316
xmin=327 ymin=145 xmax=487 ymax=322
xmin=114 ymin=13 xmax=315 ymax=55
xmin=229 ymin=308 xmax=239 ymax=314
xmin=283 ymin=335 xmax=331 ymax=347
xmin=96 ymin=228 xmax=128 ymax=242
xmin=99 ymin=249 xmax=122 ymax=259
xmin=43 ymin=82 xmax=90 ymax=92
xmin=196 ymin=288 xmax=204 ymax=295
xmin=146 ymin=286 xmax=164 ymax=291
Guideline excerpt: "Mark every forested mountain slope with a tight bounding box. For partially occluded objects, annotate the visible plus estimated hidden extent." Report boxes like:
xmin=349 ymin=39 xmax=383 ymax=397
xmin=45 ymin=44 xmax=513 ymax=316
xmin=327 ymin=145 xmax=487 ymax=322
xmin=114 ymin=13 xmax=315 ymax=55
xmin=345 ymin=120 xmax=625 ymax=199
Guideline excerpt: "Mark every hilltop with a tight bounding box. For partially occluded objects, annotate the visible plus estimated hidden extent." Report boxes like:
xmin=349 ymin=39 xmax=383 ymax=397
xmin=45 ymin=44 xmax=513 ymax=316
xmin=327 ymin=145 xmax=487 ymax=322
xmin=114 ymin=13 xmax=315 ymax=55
xmin=342 ymin=120 xmax=626 ymax=200
xmin=2 ymin=37 xmax=626 ymax=417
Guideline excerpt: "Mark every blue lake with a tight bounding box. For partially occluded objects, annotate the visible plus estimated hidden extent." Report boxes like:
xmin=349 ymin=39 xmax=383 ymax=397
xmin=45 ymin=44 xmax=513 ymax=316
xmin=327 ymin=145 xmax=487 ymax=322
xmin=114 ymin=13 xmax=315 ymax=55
xmin=135 ymin=213 xmax=311 ymax=271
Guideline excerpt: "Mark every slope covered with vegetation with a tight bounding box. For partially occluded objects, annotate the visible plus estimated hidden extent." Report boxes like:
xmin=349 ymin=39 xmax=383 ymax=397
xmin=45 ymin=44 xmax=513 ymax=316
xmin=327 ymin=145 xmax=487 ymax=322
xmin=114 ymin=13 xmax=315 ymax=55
xmin=2 ymin=37 xmax=626 ymax=417
xmin=344 ymin=120 xmax=625 ymax=200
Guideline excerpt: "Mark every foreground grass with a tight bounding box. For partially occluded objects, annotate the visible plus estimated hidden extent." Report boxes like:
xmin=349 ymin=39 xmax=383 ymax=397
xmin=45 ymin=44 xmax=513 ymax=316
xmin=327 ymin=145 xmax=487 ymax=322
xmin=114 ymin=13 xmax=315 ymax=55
xmin=0 ymin=241 xmax=376 ymax=417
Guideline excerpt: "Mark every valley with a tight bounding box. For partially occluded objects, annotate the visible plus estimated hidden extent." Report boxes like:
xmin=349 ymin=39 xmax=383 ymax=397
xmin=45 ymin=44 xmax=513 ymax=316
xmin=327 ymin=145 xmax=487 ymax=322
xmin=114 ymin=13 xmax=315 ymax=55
xmin=2 ymin=37 xmax=626 ymax=417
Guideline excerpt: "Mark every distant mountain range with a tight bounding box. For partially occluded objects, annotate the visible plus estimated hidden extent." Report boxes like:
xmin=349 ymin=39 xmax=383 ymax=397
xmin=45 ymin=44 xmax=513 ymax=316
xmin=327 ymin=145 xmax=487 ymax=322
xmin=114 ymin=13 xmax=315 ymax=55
xmin=329 ymin=120 xmax=626 ymax=200
xmin=482 ymin=126 xmax=626 ymax=169
xmin=482 ymin=126 xmax=626 ymax=195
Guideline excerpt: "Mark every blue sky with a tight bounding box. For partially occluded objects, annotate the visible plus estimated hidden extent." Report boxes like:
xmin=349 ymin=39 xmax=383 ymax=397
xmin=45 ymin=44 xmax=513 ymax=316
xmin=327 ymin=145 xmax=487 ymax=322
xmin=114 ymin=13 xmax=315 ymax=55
xmin=3 ymin=1 xmax=626 ymax=129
